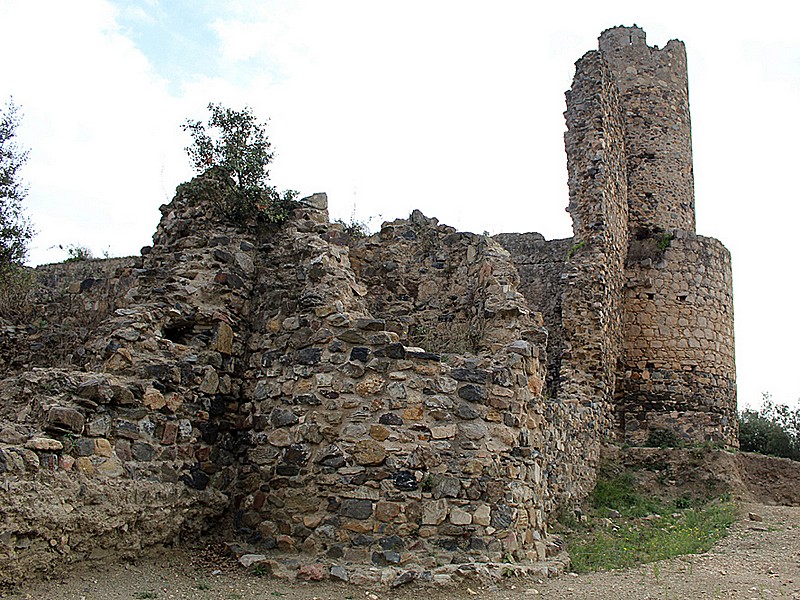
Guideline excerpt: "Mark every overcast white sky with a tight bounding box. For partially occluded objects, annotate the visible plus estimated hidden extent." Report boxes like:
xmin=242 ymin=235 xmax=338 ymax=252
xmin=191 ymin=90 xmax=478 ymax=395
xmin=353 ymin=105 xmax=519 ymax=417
xmin=0 ymin=0 xmax=798 ymax=409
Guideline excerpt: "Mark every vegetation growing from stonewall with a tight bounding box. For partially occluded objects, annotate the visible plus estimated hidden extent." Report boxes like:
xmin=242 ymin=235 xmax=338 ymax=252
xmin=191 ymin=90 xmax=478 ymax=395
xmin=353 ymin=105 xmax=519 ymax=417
xmin=560 ymin=462 xmax=737 ymax=572
xmin=182 ymin=103 xmax=297 ymax=223
xmin=739 ymin=394 xmax=800 ymax=461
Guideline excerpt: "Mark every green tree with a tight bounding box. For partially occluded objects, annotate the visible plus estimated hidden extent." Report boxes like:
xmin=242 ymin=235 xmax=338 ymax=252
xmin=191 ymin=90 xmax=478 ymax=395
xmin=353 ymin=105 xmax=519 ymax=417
xmin=0 ymin=98 xmax=33 ymax=274
xmin=739 ymin=393 xmax=800 ymax=460
xmin=181 ymin=103 xmax=296 ymax=222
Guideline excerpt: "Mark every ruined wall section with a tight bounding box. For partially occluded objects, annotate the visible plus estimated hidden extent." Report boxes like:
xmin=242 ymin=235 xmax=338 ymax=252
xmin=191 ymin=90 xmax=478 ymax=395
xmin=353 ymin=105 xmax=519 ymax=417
xmin=230 ymin=207 xmax=560 ymax=574
xmin=0 ymin=172 xmax=264 ymax=583
xmin=552 ymin=49 xmax=629 ymax=503
xmin=348 ymin=211 xmax=540 ymax=356
xmin=598 ymin=26 xmax=695 ymax=234
xmin=0 ymin=258 xmax=139 ymax=377
xmin=492 ymin=234 xmax=572 ymax=399
xmin=618 ymin=232 xmax=737 ymax=446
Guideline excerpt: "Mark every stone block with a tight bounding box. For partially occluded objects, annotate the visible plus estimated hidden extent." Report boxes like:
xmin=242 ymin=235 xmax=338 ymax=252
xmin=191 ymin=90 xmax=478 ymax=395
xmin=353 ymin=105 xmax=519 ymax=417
xmin=352 ymin=439 xmax=386 ymax=466
xmin=46 ymin=407 xmax=84 ymax=434
xmin=421 ymin=499 xmax=448 ymax=525
xmin=340 ymin=499 xmax=373 ymax=520
xmin=216 ymin=321 xmax=234 ymax=354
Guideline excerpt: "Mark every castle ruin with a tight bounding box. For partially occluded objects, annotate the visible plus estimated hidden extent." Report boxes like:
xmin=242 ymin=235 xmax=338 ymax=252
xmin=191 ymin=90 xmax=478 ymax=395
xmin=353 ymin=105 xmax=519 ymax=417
xmin=0 ymin=26 xmax=736 ymax=585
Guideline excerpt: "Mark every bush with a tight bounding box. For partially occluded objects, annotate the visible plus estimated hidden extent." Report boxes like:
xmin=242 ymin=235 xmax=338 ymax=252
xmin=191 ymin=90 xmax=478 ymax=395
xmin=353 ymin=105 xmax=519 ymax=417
xmin=645 ymin=429 xmax=682 ymax=449
xmin=738 ymin=395 xmax=800 ymax=460
xmin=61 ymin=244 xmax=93 ymax=262
xmin=182 ymin=103 xmax=297 ymax=223
xmin=0 ymin=264 xmax=35 ymax=322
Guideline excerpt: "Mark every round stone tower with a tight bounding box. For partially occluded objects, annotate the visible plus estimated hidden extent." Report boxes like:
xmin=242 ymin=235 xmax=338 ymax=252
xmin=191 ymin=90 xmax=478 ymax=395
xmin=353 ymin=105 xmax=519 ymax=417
xmin=596 ymin=27 xmax=738 ymax=446
xmin=599 ymin=26 xmax=695 ymax=234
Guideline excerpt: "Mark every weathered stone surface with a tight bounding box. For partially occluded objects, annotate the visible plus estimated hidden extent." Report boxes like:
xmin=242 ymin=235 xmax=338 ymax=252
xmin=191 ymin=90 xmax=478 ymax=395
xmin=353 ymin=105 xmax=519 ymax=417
xmin=297 ymin=563 xmax=327 ymax=581
xmin=267 ymin=429 xmax=292 ymax=447
xmin=25 ymin=438 xmax=63 ymax=452
xmin=451 ymin=368 xmax=490 ymax=384
xmin=143 ymin=388 xmax=165 ymax=410
xmin=457 ymin=384 xmax=487 ymax=403
xmin=216 ymin=322 xmax=234 ymax=354
xmin=431 ymin=475 xmax=461 ymax=499
xmin=421 ymin=499 xmax=448 ymax=525
xmin=375 ymin=501 xmax=402 ymax=522
xmin=46 ymin=407 xmax=84 ymax=434
xmin=239 ymin=554 xmax=267 ymax=568
xmin=271 ymin=408 xmax=299 ymax=428
xmin=355 ymin=376 xmax=384 ymax=396
xmin=352 ymin=439 xmax=386 ymax=466
xmin=473 ymin=504 xmax=491 ymax=526
xmin=450 ymin=506 xmax=472 ymax=525
xmin=199 ymin=367 xmax=219 ymax=394
xmin=329 ymin=565 xmax=349 ymax=582
xmin=455 ymin=403 xmax=480 ymax=420
xmin=430 ymin=424 xmax=457 ymax=440
xmin=369 ymin=424 xmax=390 ymax=441
xmin=340 ymin=499 xmax=373 ymax=520
xmin=0 ymin=27 xmax=738 ymax=585
xmin=379 ymin=412 xmax=403 ymax=426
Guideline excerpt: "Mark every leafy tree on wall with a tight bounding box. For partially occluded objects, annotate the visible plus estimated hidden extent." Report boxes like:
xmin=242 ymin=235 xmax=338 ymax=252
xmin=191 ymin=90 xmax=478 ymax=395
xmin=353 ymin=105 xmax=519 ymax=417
xmin=182 ymin=103 xmax=297 ymax=223
xmin=0 ymin=98 xmax=33 ymax=276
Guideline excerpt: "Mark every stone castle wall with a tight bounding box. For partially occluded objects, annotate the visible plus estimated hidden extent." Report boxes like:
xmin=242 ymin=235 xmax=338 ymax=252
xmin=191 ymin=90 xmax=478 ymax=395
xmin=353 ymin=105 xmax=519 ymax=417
xmin=535 ymin=49 xmax=629 ymax=505
xmin=0 ymin=26 xmax=738 ymax=586
xmin=0 ymin=178 xmax=569 ymax=584
xmin=491 ymin=234 xmax=571 ymax=399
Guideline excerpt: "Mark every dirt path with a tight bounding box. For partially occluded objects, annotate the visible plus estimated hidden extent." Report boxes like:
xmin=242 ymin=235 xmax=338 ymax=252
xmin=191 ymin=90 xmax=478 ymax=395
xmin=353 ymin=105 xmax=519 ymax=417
xmin=4 ymin=503 xmax=800 ymax=600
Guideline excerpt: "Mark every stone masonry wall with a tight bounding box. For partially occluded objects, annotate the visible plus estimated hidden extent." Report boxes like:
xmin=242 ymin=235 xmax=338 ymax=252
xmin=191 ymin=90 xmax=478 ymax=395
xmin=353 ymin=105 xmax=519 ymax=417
xmin=598 ymin=26 xmax=695 ymax=234
xmin=0 ymin=26 xmax=739 ymax=586
xmin=0 ymin=257 xmax=139 ymax=377
xmin=548 ymin=48 xmax=629 ymax=504
xmin=618 ymin=232 xmax=737 ymax=445
xmin=492 ymin=234 xmax=572 ymax=399
xmin=230 ymin=204 xmax=559 ymax=574
xmin=0 ymin=172 xmax=263 ymax=583
xmin=0 ymin=173 xmax=568 ymax=585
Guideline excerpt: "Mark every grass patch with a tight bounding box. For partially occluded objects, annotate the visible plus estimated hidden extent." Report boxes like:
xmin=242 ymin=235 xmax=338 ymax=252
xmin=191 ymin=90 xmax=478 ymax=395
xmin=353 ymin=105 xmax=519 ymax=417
xmin=195 ymin=578 xmax=210 ymax=590
xmin=569 ymin=501 xmax=736 ymax=572
xmin=590 ymin=471 xmax=663 ymax=517
xmin=567 ymin=240 xmax=587 ymax=260
xmin=564 ymin=463 xmax=737 ymax=572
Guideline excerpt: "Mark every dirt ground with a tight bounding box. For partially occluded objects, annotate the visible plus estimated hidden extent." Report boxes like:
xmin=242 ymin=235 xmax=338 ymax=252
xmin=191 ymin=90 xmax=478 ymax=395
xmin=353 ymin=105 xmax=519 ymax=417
xmin=4 ymin=501 xmax=799 ymax=600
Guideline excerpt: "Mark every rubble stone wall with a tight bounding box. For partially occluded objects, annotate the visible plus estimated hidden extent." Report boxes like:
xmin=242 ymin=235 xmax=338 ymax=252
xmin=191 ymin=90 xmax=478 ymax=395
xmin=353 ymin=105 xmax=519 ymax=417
xmin=551 ymin=48 xmax=629 ymax=503
xmin=0 ymin=258 xmax=139 ymax=376
xmin=0 ymin=26 xmax=739 ymax=586
xmin=492 ymin=233 xmax=571 ymax=399
xmin=232 ymin=204 xmax=556 ymax=568
xmin=0 ymin=178 xmax=564 ymax=583
xmin=0 ymin=174 xmax=263 ymax=583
